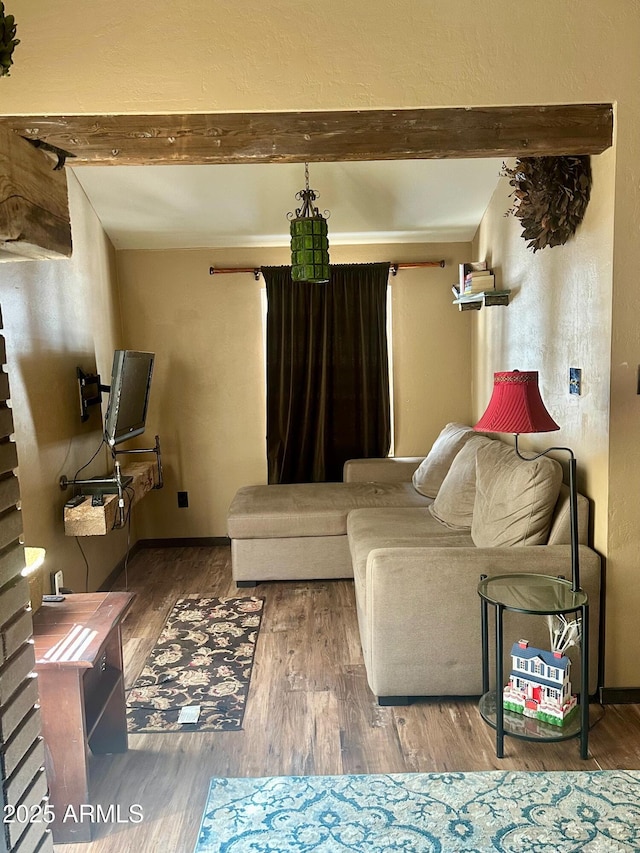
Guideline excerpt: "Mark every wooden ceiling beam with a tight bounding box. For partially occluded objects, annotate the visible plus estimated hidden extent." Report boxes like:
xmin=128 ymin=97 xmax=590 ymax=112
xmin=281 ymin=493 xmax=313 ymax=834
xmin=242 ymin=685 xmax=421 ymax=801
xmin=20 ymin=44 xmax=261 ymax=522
xmin=0 ymin=104 xmax=613 ymax=167
xmin=0 ymin=127 xmax=72 ymax=261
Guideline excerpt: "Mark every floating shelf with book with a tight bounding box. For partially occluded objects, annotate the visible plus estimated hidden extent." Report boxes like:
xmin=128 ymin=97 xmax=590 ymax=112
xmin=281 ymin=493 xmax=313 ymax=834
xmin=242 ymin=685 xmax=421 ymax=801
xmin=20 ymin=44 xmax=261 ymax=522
xmin=452 ymin=261 xmax=511 ymax=311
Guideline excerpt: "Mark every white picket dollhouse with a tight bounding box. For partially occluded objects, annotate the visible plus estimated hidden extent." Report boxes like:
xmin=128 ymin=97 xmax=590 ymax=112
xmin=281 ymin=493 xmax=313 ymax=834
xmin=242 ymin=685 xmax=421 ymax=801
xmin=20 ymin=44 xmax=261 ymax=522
xmin=503 ymin=639 xmax=577 ymax=726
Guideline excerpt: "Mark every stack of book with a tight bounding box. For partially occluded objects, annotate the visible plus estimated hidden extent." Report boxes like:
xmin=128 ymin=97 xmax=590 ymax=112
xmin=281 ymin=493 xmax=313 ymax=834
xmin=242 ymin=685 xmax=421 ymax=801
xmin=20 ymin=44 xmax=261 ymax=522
xmin=454 ymin=261 xmax=495 ymax=296
xmin=463 ymin=269 xmax=494 ymax=294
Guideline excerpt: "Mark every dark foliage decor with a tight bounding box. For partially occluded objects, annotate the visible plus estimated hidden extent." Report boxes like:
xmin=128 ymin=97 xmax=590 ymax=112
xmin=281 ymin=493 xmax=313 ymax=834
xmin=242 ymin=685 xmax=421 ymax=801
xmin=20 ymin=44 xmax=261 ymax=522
xmin=0 ymin=2 xmax=19 ymax=76
xmin=502 ymin=156 xmax=592 ymax=252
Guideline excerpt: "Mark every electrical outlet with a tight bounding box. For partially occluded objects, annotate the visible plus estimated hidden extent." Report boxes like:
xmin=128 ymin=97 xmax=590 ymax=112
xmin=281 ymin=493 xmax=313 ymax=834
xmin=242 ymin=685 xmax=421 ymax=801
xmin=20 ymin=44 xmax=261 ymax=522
xmin=51 ymin=570 xmax=64 ymax=595
xmin=177 ymin=491 xmax=189 ymax=508
xmin=569 ymin=367 xmax=582 ymax=396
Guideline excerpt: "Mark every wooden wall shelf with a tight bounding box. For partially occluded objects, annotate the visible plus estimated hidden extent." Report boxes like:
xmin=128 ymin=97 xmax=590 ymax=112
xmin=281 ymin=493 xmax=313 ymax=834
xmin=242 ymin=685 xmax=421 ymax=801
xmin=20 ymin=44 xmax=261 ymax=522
xmin=453 ymin=290 xmax=511 ymax=311
xmin=63 ymin=460 xmax=158 ymax=536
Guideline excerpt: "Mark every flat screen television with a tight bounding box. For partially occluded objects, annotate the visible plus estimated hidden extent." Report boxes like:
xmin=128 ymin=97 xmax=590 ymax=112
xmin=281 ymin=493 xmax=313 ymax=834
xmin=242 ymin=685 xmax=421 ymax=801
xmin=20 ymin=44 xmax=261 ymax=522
xmin=104 ymin=350 xmax=155 ymax=447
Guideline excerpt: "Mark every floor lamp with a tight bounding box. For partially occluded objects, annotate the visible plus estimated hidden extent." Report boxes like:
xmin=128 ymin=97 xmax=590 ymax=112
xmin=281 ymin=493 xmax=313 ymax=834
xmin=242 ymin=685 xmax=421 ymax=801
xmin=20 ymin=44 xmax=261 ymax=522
xmin=474 ymin=370 xmax=581 ymax=592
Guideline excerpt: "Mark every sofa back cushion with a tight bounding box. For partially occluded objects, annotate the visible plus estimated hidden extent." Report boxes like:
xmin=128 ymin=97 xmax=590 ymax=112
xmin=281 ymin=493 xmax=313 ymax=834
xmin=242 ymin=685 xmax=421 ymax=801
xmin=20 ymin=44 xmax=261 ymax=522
xmin=428 ymin=435 xmax=494 ymax=528
xmin=547 ymin=483 xmax=589 ymax=545
xmin=472 ymin=440 xmax=563 ymax=546
xmin=412 ymin=423 xmax=476 ymax=498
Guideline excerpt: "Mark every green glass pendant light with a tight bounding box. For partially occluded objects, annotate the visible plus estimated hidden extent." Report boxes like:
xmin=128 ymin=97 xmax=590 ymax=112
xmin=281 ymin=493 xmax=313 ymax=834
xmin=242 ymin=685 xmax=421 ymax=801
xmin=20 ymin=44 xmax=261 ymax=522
xmin=288 ymin=163 xmax=330 ymax=283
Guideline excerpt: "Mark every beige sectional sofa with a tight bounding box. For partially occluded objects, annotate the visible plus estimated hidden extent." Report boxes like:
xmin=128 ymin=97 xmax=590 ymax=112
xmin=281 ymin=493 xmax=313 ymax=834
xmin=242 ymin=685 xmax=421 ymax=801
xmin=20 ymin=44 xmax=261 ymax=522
xmin=227 ymin=424 xmax=601 ymax=703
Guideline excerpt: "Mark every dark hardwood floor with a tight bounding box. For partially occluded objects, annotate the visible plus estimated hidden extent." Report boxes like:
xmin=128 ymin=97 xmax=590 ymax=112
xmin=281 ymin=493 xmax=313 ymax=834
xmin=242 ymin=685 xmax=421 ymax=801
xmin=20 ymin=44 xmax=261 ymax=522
xmin=54 ymin=545 xmax=640 ymax=852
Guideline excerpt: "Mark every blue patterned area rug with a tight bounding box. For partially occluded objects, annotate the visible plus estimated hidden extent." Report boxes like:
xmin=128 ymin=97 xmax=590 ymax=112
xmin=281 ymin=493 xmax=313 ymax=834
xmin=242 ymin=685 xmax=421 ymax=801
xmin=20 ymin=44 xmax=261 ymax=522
xmin=194 ymin=771 xmax=640 ymax=852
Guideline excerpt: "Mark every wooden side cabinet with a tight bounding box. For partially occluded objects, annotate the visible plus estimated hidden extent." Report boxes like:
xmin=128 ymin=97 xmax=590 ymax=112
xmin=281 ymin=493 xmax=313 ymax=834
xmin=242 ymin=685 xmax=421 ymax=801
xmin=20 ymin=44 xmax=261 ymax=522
xmin=32 ymin=592 xmax=134 ymax=843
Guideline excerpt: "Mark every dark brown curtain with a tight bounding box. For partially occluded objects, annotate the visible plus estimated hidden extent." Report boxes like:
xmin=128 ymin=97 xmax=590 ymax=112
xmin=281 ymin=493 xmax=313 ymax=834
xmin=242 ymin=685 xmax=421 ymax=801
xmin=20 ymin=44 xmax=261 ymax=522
xmin=263 ymin=263 xmax=391 ymax=483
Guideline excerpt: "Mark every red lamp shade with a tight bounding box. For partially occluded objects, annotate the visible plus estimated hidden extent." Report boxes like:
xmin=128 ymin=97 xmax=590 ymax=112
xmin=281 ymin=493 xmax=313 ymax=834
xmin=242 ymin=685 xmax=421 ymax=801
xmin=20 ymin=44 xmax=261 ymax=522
xmin=474 ymin=371 xmax=560 ymax=434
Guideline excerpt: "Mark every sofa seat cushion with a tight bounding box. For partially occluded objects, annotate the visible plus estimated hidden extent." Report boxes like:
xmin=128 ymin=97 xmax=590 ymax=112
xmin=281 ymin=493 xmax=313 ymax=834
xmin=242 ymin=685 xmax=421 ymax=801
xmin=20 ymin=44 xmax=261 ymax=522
xmin=347 ymin=507 xmax=473 ymax=612
xmin=228 ymin=482 xmax=432 ymax=539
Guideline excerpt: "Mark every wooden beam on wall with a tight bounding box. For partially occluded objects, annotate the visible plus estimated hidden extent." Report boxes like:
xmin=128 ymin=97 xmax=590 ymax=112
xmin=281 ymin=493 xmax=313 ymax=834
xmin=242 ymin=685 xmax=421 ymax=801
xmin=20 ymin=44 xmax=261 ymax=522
xmin=0 ymin=127 xmax=72 ymax=261
xmin=0 ymin=104 xmax=613 ymax=167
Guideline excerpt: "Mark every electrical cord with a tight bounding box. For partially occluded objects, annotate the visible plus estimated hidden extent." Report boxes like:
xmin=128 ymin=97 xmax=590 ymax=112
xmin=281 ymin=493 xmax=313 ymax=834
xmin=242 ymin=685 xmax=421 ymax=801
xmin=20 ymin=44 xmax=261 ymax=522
xmin=122 ymin=491 xmax=134 ymax=591
xmin=123 ymin=484 xmax=135 ymax=522
xmin=126 ymin=674 xmax=179 ymax=695
xmin=110 ymin=483 xmax=135 ymax=531
xmin=588 ymin=702 xmax=607 ymax=730
xmin=76 ymin=484 xmax=134 ymax=592
xmin=109 ymin=483 xmax=135 ymax=589
xmin=64 ymin=440 xmax=103 ymax=591
xmin=69 ymin=440 xmax=138 ymax=593
xmin=72 ymin=437 xmax=106 ymax=492
xmin=75 ymin=536 xmax=91 ymax=592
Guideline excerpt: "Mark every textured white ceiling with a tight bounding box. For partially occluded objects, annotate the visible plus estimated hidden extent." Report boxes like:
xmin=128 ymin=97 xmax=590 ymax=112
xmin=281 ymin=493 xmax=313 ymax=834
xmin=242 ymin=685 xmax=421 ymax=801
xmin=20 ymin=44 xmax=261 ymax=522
xmin=72 ymin=158 xmax=503 ymax=251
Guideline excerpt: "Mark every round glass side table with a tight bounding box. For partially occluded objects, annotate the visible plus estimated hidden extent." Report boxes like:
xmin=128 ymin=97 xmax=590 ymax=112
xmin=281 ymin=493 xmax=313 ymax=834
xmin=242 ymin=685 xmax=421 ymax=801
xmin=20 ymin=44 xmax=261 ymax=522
xmin=478 ymin=573 xmax=589 ymax=759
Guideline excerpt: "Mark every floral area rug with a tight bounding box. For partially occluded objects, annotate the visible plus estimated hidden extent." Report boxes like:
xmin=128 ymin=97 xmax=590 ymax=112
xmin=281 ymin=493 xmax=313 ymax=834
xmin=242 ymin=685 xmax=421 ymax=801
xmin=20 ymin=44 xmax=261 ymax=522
xmin=126 ymin=596 xmax=264 ymax=733
xmin=195 ymin=771 xmax=640 ymax=852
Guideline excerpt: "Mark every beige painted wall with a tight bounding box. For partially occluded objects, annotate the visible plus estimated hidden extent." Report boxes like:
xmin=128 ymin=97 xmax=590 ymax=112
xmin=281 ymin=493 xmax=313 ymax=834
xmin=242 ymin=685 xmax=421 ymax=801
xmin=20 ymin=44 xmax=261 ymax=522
xmin=0 ymin=1 xmax=631 ymax=120
xmin=117 ymin=243 xmax=471 ymax=538
xmin=472 ymin=149 xmax=615 ymax=558
xmin=2 ymin=0 xmax=640 ymax=685
xmin=0 ymin=172 xmax=127 ymax=594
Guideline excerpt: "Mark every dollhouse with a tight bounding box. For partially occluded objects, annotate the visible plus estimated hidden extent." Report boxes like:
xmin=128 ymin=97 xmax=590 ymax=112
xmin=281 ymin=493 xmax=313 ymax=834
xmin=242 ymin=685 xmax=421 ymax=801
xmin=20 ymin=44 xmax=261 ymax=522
xmin=503 ymin=639 xmax=577 ymax=726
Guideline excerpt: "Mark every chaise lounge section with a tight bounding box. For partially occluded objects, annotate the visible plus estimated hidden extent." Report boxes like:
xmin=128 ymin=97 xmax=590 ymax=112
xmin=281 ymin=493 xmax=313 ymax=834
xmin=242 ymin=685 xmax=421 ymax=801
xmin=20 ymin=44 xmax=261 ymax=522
xmin=227 ymin=474 xmax=430 ymax=585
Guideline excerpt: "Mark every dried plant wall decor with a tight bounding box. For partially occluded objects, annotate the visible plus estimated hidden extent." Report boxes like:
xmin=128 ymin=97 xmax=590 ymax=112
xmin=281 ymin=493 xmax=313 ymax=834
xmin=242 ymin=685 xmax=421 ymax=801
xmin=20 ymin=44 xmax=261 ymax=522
xmin=502 ymin=156 xmax=592 ymax=252
xmin=0 ymin=2 xmax=19 ymax=76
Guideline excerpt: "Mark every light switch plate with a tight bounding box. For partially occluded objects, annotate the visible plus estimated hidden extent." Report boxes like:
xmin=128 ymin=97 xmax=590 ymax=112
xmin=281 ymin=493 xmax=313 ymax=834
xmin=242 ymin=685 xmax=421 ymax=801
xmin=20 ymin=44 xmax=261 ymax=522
xmin=569 ymin=367 xmax=582 ymax=396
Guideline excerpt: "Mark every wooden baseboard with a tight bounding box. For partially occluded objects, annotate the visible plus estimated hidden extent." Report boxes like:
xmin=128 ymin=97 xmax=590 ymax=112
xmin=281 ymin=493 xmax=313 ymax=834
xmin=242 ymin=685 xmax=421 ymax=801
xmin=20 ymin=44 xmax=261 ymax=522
xmin=137 ymin=536 xmax=231 ymax=548
xmin=599 ymin=687 xmax=640 ymax=704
